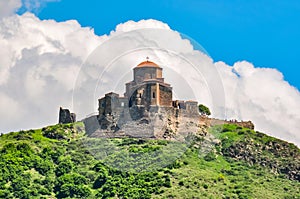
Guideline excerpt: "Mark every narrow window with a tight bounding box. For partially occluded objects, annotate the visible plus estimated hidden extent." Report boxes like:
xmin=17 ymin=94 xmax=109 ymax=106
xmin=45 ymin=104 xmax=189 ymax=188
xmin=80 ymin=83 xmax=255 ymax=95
xmin=153 ymin=92 xmax=156 ymax=98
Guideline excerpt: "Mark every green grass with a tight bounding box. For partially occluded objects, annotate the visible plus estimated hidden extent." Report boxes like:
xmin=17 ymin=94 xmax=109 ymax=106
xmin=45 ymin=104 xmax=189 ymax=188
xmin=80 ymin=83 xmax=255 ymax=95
xmin=153 ymin=148 xmax=300 ymax=199
xmin=0 ymin=123 xmax=299 ymax=198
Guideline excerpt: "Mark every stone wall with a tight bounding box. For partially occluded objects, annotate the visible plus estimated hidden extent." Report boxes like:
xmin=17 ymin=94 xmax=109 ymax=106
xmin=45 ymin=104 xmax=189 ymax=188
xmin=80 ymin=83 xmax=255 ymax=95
xmin=159 ymin=85 xmax=172 ymax=106
xmin=200 ymin=117 xmax=255 ymax=130
xmin=128 ymin=83 xmax=172 ymax=110
xmin=134 ymin=67 xmax=162 ymax=84
xmin=58 ymin=107 xmax=76 ymax=124
xmin=85 ymin=105 xmax=201 ymax=140
xmin=98 ymin=93 xmax=128 ymax=117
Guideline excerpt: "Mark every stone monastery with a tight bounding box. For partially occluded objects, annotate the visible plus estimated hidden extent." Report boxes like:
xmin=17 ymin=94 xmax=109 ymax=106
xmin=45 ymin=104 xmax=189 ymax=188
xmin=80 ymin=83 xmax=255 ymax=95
xmin=59 ymin=59 xmax=254 ymax=139
xmin=83 ymin=59 xmax=201 ymax=139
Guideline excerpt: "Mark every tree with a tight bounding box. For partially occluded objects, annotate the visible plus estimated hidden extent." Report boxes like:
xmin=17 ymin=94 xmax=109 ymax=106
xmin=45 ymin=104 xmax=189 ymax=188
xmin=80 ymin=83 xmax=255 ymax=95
xmin=198 ymin=104 xmax=211 ymax=116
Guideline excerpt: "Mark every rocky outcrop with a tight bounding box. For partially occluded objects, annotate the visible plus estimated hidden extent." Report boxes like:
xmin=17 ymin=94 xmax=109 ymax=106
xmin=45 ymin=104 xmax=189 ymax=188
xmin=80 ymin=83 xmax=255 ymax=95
xmin=84 ymin=106 xmax=201 ymax=141
xmin=222 ymin=135 xmax=300 ymax=181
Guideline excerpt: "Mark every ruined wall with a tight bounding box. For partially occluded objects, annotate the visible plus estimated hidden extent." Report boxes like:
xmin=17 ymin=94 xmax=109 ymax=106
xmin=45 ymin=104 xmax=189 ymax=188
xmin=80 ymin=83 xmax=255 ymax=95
xmin=229 ymin=120 xmax=255 ymax=129
xmin=184 ymin=101 xmax=199 ymax=116
xmin=159 ymin=84 xmax=172 ymax=107
xmin=201 ymin=117 xmax=255 ymax=130
xmin=98 ymin=93 xmax=128 ymax=117
xmin=172 ymin=100 xmax=199 ymax=117
xmin=59 ymin=107 xmax=76 ymax=124
xmin=98 ymin=98 xmax=106 ymax=116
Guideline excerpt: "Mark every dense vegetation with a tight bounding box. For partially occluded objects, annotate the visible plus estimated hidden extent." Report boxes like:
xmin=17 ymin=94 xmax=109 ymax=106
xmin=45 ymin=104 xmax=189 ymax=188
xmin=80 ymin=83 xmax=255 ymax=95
xmin=0 ymin=122 xmax=299 ymax=198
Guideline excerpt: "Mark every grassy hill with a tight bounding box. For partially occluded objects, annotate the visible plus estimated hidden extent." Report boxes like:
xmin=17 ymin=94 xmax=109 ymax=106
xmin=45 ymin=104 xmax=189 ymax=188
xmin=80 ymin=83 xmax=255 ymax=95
xmin=0 ymin=122 xmax=299 ymax=198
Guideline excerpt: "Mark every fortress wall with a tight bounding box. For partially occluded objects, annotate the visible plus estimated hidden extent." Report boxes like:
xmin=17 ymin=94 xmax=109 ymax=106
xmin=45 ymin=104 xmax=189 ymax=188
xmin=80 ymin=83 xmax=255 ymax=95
xmin=159 ymin=85 xmax=172 ymax=106
xmin=200 ymin=117 xmax=255 ymax=130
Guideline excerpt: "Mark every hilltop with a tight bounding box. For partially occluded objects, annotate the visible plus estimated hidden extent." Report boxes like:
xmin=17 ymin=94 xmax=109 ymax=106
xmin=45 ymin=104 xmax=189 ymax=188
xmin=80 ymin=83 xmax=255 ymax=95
xmin=0 ymin=122 xmax=299 ymax=198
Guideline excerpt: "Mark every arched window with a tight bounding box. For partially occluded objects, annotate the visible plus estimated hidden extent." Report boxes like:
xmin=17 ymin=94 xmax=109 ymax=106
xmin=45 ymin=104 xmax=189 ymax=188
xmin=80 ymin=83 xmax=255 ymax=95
xmin=153 ymin=92 xmax=156 ymax=98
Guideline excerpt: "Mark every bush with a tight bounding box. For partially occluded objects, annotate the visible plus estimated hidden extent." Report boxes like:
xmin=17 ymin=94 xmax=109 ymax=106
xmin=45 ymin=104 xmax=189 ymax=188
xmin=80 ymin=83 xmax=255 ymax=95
xmin=204 ymin=151 xmax=217 ymax=161
xmin=42 ymin=126 xmax=68 ymax=140
xmin=93 ymin=173 xmax=107 ymax=189
xmin=54 ymin=173 xmax=88 ymax=195
xmin=1 ymin=143 xmax=17 ymax=154
xmin=57 ymin=184 xmax=91 ymax=198
xmin=198 ymin=104 xmax=211 ymax=116
xmin=35 ymin=159 xmax=54 ymax=175
xmin=55 ymin=159 xmax=73 ymax=176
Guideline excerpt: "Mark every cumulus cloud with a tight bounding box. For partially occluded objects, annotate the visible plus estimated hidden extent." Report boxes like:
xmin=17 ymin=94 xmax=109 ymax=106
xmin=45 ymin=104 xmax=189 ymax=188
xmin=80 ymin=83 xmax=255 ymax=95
xmin=0 ymin=13 xmax=299 ymax=146
xmin=113 ymin=19 xmax=171 ymax=33
xmin=0 ymin=13 xmax=103 ymax=131
xmin=216 ymin=61 xmax=300 ymax=145
xmin=0 ymin=0 xmax=22 ymax=18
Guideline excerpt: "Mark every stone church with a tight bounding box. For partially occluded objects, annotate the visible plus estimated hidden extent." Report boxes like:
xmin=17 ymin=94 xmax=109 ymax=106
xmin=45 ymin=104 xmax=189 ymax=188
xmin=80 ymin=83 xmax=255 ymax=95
xmin=60 ymin=59 xmax=254 ymax=137
xmin=84 ymin=59 xmax=200 ymax=138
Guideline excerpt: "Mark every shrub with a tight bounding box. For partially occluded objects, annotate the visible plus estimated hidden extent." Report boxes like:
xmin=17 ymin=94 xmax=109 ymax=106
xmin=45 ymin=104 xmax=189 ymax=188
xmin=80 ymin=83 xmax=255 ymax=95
xmin=93 ymin=173 xmax=107 ymax=189
xmin=198 ymin=104 xmax=211 ymax=116
xmin=204 ymin=151 xmax=216 ymax=161
xmin=35 ymin=159 xmax=54 ymax=175
xmin=54 ymin=173 xmax=88 ymax=194
xmin=55 ymin=159 xmax=73 ymax=176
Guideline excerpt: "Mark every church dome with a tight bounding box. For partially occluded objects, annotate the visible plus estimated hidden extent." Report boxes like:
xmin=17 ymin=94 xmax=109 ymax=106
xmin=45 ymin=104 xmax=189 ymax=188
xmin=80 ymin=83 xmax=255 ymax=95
xmin=135 ymin=60 xmax=161 ymax=68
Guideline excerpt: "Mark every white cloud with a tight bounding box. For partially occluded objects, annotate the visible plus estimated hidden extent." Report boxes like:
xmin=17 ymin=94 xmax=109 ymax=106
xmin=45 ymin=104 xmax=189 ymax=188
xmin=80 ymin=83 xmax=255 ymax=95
xmin=0 ymin=91 xmax=22 ymax=128
xmin=114 ymin=19 xmax=171 ymax=33
xmin=20 ymin=0 xmax=60 ymax=13
xmin=0 ymin=0 xmax=21 ymax=18
xmin=217 ymin=61 xmax=300 ymax=145
xmin=0 ymin=13 xmax=299 ymax=147
xmin=0 ymin=13 xmax=103 ymax=131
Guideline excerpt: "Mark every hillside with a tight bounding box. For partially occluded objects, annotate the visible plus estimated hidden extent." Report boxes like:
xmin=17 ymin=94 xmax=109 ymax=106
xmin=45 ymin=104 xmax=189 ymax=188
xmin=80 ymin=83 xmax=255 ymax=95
xmin=0 ymin=122 xmax=299 ymax=198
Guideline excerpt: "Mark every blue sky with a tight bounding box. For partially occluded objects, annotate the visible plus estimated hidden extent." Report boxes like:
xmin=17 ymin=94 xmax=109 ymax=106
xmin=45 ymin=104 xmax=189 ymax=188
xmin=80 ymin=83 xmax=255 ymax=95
xmin=24 ymin=0 xmax=300 ymax=90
